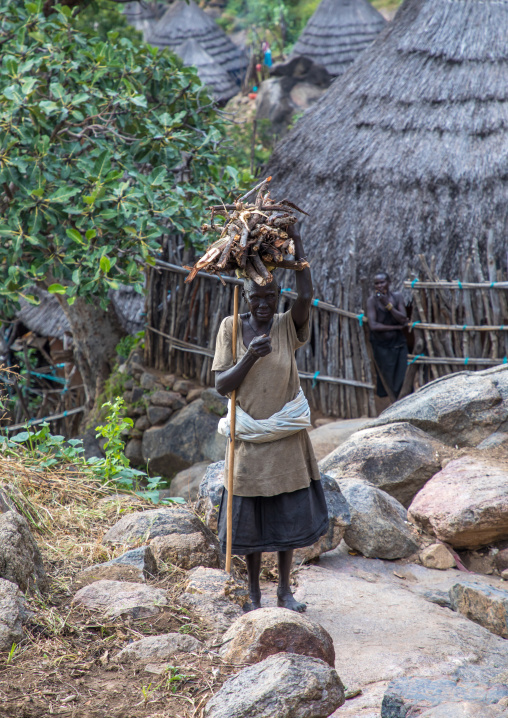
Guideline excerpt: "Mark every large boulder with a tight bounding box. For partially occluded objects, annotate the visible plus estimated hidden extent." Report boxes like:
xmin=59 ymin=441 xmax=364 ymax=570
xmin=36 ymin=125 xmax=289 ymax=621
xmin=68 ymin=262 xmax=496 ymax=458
xmin=308 ymin=418 xmax=369 ymax=461
xmin=319 ymin=422 xmax=446 ymax=507
xmin=0 ymin=578 xmax=27 ymax=652
xmin=179 ymin=567 xmax=248 ymax=635
xmin=114 ymin=633 xmax=202 ymax=664
xmin=204 ymin=653 xmax=345 ymax=718
xmin=339 ymin=478 xmax=420 ymax=559
xmin=196 ymin=462 xmax=350 ymax=561
xmin=0 ymin=511 xmax=48 ymax=593
xmin=102 ymin=507 xmax=221 ymax=569
xmin=381 ymin=677 xmax=508 ymax=718
xmin=218 ymin=607 xmax=335 ymax=666
xmin=142 ymin=399 xmax=226 ymax=476
xmin=72 ymin=580 xmax=168 ymax=620
xmin=366 ymin=365 xmax=508 ymax=447
xmin=449 ymin=582 xmax=508 ymax=639
xmin=408 ymin=456 xmax=508 ymax=549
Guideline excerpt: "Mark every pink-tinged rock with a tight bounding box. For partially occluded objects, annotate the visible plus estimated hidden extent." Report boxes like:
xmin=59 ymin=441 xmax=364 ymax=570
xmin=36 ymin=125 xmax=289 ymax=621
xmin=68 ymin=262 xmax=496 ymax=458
xmin=408 ymin=457 xmax=508 ymax=549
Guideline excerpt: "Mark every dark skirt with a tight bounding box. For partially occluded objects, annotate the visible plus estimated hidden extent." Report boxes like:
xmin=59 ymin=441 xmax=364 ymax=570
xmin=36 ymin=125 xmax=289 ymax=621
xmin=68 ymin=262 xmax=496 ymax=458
xmin=217 ymin=480 xmax=329 ymax=555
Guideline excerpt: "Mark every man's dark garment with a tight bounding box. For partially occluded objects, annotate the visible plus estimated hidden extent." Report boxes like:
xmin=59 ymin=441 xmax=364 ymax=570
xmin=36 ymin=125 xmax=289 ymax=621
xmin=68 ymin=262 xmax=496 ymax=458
xmin=370 ymin=304 xmax=408 ymax=398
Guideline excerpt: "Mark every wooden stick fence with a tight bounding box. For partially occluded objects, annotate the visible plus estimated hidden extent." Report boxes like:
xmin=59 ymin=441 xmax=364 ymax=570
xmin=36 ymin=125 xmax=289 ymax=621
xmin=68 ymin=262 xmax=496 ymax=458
xmin=403 ymin=250 xmax=508 ymax=386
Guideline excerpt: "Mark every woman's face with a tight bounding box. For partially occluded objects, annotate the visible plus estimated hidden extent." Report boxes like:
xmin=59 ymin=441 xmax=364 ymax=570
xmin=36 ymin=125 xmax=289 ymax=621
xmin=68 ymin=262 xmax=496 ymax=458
xmin=245 ymin=283 xmax=279 ymax=323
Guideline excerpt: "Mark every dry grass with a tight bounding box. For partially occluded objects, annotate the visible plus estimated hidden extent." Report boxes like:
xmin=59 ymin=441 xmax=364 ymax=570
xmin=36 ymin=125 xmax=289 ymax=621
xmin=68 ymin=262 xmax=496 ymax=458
xmin=0 ymin=455 xmax=240 ymax=717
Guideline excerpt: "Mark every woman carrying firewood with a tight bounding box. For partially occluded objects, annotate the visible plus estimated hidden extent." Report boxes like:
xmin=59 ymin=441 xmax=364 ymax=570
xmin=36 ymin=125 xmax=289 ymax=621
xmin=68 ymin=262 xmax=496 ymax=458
xmin=212 ymin=225 xmax=329 ymax=612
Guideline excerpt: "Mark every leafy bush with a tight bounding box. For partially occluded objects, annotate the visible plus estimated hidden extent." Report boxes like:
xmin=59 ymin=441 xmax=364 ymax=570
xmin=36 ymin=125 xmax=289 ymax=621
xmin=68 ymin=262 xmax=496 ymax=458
xmin=2 ymin=397 xmax=183 ymax=504
xmin=0 ymin=0 xmax=239 ymax=311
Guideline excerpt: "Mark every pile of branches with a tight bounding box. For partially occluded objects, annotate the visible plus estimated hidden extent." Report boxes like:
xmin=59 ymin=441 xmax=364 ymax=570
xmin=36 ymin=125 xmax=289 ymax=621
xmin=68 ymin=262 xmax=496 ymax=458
xmin=185 ymin=177 xmax=309 ymax=285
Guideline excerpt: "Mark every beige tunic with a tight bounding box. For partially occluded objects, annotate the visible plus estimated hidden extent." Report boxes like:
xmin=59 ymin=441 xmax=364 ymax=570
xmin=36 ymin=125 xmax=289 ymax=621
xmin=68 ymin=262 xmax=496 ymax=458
xmin=212 ymin=310 xmax=320 ymax=497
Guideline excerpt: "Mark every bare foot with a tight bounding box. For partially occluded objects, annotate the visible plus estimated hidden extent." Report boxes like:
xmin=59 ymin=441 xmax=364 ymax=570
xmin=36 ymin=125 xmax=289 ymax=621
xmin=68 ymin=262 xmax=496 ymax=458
xmin=243 ymin=593 xmax=262 ymax=612
xmin=277 ymin=589 xmax=306 ymax=612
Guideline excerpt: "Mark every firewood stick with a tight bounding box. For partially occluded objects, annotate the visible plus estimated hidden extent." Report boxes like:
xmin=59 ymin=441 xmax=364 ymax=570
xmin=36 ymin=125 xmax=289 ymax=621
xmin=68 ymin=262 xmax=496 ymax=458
xmin=226 ymin=284 xmax=239 ymax=574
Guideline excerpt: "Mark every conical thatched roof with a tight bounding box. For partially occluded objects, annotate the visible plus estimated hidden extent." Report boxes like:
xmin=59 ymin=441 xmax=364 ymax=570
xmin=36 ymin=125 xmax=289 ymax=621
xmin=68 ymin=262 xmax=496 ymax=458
xmin=291 ymin=0 xmax=386 ymax=76
xmin=175 ymin=39 xmax=237 ymax=103
xmin=147 ymin=0 xmax=247 ymax=81
xmin=123 ymin=2 xmax=166 ymax=35
xmin=266 ymin=0 xmax=508 ymax=305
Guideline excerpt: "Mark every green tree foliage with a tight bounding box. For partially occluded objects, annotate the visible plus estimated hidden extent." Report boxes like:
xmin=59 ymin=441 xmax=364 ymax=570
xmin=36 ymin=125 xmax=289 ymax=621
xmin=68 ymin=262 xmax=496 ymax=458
xmin=73 ymin=0 xmax=142 ymax=43
xmin=0 ymin=0 xmax=238 ymax=313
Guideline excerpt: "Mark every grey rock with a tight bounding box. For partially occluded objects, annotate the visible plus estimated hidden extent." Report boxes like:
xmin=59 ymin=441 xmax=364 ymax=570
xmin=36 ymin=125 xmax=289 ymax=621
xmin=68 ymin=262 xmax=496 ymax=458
xmin=495 ymin=548 xmax=508 ymax=573
xmin=219 ymin=607 xmax=335 ymax=666
xmin=201 ymin=388 xmax=228 ymax=417
xmin=419 ymin=703 xmax=504 ymax=718
xmin=125 ymin=438 xmax=144 ymax=466
xmin=187 ymin=387 xmax=204 ymax=403
xmin=106 ymin=546 xmax=157 ymax=577
xmin=150 ymin=390 xmax=186 ymax=410
xmin=380 ymin=677 xmax=508 ymax=718
xmin=204 ymin=653 xmax=345 ymax=718
xmin=142 ymin=399 xmax=226 ymax=476
xmin=169 ymin=461 xmax=211 ymax=502
xmin=102 ymin=507 xmax=213 ymax=546
xmin=160 ymin=373 xmax=176 ymax=389
xmin=196 ymin=461 xmax=225 ymax=531
xmin=367 ymin=365 xmax=508 ymax=447
xmin=339 ymin=478 xmax=420 ymax=559
xmin=319 ymin=422 xmax=446 ymax=507
xmin=420 ymin=544 xmax=456 ymax=570
xmin=134 ymin=415 xmax=151 ymax=432
xmin=140 ymin=372 xmax=161 ymax=391
xmin=173 ymin=379 xmax=194 ymax=395
xmin=0 ymin=578 xmax=27 ymax=651
xmin=72 ymin=579 xmax=168 ymax=620
xmin=131 ymin=385 xmax=145 ymax=403
xmin=180 ymin=567 xmax=248 ymax=635
xmin=477 ymin=431 xmax=508 ymax=450
xmin=449 ymin=582 xmax=508 ymax=638
xmin=114 ymin=633 xmax=202 ymax=664
xmin=309 ymin=417 xmax=370 ymax=461
xmin=146 ymin=405 xmax=172 ymax=425
xmin=150 ymin=530 xmax=221 ymax=570
xmin=0 ymin=511 xmax=48 ymax=593
xmin=74 ymin=563 xmax=147 ymax=589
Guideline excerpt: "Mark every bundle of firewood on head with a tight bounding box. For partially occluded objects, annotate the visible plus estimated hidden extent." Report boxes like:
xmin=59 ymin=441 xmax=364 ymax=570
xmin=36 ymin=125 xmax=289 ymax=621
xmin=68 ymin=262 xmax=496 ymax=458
xmin=184 ymin=177 xmax=309 ymax=285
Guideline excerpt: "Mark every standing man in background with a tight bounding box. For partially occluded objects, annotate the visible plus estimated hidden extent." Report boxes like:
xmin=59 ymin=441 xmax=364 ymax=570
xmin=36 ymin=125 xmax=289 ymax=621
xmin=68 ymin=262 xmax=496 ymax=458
xmin=367 ymin=272 xmax=409 ymax=401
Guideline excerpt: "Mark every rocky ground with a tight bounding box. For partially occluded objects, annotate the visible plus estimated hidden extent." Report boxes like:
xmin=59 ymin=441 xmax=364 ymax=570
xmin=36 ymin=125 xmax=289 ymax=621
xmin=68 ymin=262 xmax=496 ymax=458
xmin=1 ymin=364 xmax=508 ymax=717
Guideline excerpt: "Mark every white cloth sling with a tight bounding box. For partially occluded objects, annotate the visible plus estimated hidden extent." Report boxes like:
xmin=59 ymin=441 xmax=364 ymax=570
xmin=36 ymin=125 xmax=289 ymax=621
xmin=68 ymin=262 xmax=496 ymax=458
xmin=217 ymin=388 xmax=311 ymax=443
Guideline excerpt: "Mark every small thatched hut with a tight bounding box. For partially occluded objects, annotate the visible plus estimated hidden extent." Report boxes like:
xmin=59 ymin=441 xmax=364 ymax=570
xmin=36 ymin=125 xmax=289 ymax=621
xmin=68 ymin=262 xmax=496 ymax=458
xmin=267 ymin=0 xmax=508 ymax=306
xmin=123 ymin=2 xmax=166 ymax=37
xmin=175 ymin=39 xmax=237 ymax=103
xmin=147 ymin=0 xmax=247 ymax=82
xmin=290 ymin=0 xmax=386 ymax=76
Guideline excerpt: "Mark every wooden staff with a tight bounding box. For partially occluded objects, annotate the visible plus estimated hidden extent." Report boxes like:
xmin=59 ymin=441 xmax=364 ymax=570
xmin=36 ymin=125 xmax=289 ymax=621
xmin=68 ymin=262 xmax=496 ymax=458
xmin=225 ymin=284 xmax=239 ymax=574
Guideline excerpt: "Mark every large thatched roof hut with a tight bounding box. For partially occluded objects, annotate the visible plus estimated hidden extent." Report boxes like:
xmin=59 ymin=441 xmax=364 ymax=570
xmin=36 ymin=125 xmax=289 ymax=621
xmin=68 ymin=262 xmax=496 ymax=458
xmin=267 ymin=0 xmax=508 ymax=307
xmin=147 ymin=0 xmax=247 ymax=82
xmin=175 ymin=39 xmax=237 ymax=103
xmin=290 ymin=0 xmax=386 ymax=76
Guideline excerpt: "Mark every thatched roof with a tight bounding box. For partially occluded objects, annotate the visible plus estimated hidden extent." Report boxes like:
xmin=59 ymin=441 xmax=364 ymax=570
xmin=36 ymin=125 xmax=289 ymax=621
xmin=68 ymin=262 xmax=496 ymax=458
xmin=123 ymin=2 xmax=167 ymax=35
xmin=175 ymin=39 xmax=238 ymax=103
xmin=290 ymin=0 xmax=386 ymax=76
xmin=146 ymin=0 xmax=247 ymax=81
xmin=16 ymin=286 xmax=144 ymax=340
xmin=17 ymin=289 xmax=71 ymax=339
xmin=266 ymin=0 xmax=508 ymax=305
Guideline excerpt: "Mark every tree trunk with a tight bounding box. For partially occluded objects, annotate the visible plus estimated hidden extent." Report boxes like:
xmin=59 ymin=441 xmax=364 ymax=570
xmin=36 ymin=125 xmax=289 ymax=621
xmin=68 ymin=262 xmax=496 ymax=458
xmin=57 ymin=296 xmax=125 ymax=414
